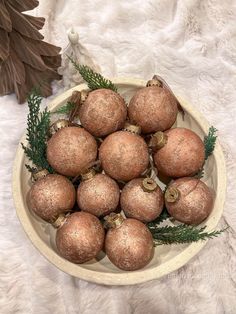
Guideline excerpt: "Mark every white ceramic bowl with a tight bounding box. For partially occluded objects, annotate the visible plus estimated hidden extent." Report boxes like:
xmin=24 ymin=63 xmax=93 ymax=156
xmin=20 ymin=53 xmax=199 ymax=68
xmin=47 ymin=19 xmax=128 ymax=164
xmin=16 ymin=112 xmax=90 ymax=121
xmin=12 ymin=78 xmax=226 ymax=285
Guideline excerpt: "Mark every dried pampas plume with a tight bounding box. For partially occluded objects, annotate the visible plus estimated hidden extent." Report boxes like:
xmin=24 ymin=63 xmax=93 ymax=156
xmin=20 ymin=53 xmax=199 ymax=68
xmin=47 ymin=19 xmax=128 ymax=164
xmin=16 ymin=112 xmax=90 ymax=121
xmin=0 ymin=0 xmax=62 ymax=104
xmin=58 ymin=27 xmax=100 ymax=89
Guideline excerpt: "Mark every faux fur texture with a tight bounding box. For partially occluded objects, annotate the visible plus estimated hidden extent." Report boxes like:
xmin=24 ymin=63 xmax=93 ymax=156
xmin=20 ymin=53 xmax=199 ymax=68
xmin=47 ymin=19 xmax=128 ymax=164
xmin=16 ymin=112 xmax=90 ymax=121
xmin=1 ymin=1 xmax=236 ymax=313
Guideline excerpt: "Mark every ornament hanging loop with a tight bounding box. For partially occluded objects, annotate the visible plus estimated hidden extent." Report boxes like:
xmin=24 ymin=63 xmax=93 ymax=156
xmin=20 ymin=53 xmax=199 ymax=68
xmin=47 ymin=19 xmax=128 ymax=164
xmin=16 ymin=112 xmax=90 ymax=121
xmin=165 ymin=187 xmax=180 ymax=203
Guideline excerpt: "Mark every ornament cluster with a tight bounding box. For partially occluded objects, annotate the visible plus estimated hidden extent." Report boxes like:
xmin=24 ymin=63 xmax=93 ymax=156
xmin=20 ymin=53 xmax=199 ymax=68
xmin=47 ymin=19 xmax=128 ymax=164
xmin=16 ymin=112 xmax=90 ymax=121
xmin=27 ymin=76 xmax=215 ymax=271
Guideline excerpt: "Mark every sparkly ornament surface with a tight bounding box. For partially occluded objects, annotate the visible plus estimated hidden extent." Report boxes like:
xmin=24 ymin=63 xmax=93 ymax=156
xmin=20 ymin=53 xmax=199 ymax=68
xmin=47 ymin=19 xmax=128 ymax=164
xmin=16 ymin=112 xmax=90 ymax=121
xmin=56 ymin=212 xmax=105 ymax=264
xmin=77 ymin=173 xmax=120 ymax=217
xmin=153 ymin=128 xmax=205 ymax=177
xmin=99 ymin=130 xmax=149 ymax=181
xmin=79 ymin=89 xmax=127 ymax=137
xmin=120 ymin=178 xmax=164 ymax=222
xmin=29 ymin=174 xmax=76 ymax=222
xmin=105 ymin=217 xmax=154 ymax=271
xmin=47 ymin=126 xmax=97 ymax=177
xmin=128 ymin=86 xmax=178 ymax=133
xmin=165 ymin=177 xmax=214 ymax=225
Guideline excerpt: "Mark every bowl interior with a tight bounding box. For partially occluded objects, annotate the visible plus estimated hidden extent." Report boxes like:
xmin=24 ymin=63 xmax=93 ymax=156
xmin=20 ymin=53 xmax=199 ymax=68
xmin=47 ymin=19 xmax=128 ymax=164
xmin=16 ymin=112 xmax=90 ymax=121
xmin=13 ymin=79 xmax=226 ymax=285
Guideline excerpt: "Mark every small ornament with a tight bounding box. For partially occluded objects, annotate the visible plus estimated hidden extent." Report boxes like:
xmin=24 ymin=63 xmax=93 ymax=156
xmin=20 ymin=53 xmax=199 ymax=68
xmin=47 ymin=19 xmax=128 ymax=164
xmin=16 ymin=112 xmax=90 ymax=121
xmin=56 ymin=212 xmax=105 ymax=263
xmin=128 ymin=77 xmax=178 ymax=133
xmin=28 ymin=170 xmax=76 ymax=222
xmin=152 ymin=128 xmax=205 ymax=177
xmin=77 ymin=169 xmax=120 ymax=217
xmin=120 ymin=178 xmax=164 ymax=222
xmin=79 ymin=89 xmax=127 ymax=137
xmin=47 ymin=121 xmax=97 ymax=177
xmin=104 ymin=213 xmax=154 ymax=270
xmin=99 ymin=123 xmax=149 ymax=181
xmin=165 ymin=177 xmax=214 ymax=225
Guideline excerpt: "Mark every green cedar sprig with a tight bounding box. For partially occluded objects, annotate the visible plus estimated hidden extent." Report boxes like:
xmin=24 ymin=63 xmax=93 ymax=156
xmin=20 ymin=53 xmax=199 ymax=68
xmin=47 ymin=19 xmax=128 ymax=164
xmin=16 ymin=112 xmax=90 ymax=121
xmin=148 ymin=223 xmax=225 ymax=246
xmin=195 ymin=126 xmax=218 ymax=178
xmin=51 ymin=101 xmax=75 ymax=115
xmin=68 ymin=57 xmax=117 ymax=92
xmin=21 ymin=90 xmax=53 ymax=173
xmin=204 ymin=126 xmax=217 ymax=160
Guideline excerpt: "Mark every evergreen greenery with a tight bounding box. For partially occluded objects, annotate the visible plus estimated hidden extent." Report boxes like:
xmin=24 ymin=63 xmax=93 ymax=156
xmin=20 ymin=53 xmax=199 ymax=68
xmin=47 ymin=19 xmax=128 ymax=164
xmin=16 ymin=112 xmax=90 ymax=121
xmin=69 ymin=57 xmax=118 ymax=92
xmin=148 ymin=223 xmax=225 ymax=246
xmin=195 ymin=126 xmax=218 ymax=178
xmin=21 ymin=90 xmax=53 ymax=173
xmin=204 ymin=126 xmax=217 ymax=160
xmin=52 ymin=101 xmax=75 ymax=115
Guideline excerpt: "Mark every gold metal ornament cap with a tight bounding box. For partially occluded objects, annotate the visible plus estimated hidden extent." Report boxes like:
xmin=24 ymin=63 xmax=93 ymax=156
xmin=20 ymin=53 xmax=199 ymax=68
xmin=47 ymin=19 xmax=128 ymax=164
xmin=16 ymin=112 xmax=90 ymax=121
xmin=80 ymin=168 xmax=96 ymax=181
xmin=165 ymin=186 xmax=180 ymax=203
xmin=123 ymin=122 xmax=141 ymax=134
xmin=49 ymin=119 xmax=70 ymax=136
xmin=104 ymin=213 xmax=125 ymax=229
xmin=149 ymin=131 xmax=168 ymax=150
xmin=146 ymin=75 xmax=163 ymax=87
xmin=142 ymin=178 xmax=158 ymax=192
xmin=52 ymin=214 xmax=68 ymax=229
xmin=80 ymin=90 xmax=90 ymax=103
xmin=32 ymin=168 xmax=49 ymax=181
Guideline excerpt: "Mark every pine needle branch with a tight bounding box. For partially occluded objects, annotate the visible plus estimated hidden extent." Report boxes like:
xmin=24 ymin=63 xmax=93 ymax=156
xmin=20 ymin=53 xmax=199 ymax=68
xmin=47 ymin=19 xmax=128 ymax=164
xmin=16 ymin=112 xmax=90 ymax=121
xmin=22 ymin=90 xmax=53 ymax=173
xmin=204 ymin=126 xmax=217 ymax=160
xmin=148 ymin=223 xmax=226 ymax=246
xmin=51 ymin=101 xmax=75 ymax=115
xmin=68 ymin=57 xmax=117 ymax=92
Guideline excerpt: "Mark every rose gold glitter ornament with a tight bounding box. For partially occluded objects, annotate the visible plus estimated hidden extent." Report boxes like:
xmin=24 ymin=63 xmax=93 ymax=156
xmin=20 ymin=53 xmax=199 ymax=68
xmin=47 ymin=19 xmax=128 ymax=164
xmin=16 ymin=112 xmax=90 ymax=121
xmin=99 ymin=123 xmax=149 ymax=181
xmin=104 ymin=213 xmax=154 ymax=270
xmin=128 ymin=77 xmax=178 ymax=134
xmin=28 ymin=171 xmax=76 ymax=222
xmin=47 ymin=122 xmax=97 ymax=177
xmin=79 ymin=89 xmax=127 ymax=137
xmin=165 ymin=177 xmax=214 ymax=225
xmin=152 ymin=128 xmax=205 ymax=177
xmin=56 ymin=212 xmax=105 ymax=264
xmin=120 ymin=178 xmax=164 ymax=222
xmin=77 ymin=169 xmax=120 ymax=217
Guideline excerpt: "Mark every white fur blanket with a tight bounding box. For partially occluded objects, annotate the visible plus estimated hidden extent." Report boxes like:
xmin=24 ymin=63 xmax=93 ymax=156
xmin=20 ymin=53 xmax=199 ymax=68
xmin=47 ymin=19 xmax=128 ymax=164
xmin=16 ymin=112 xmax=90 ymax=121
xmin=1 ymin=1 xmax=236 ymax=313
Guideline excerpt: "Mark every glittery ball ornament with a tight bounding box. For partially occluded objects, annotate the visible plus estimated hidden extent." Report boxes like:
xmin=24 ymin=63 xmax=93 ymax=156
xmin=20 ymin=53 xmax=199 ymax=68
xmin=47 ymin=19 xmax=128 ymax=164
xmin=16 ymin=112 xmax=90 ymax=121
xmin=77 ymin=169 xmax=120 ymax=217
xmin=128 ymin=78 xmax=178 ymax=133
xmin=152 ymin=128 xmax=205 ymax=177
xmin=47 ymin=121 xmax=97 ymax=177
xmin=165 ymin=177 xmax=214 ymax=225
xmin=120 ymin=178 xmax=164 ymax=222
xmin=104 ymin=214 xmax=154 ymax=270
xmin=56 ymin=212 xmax=105 ymax=263
xmin=79 ymin=89 xmax=127 ymax=137
xmin=99 ymin=123 xmax=149 ymax=181
xmin=29 ymin=171 xmax=76 ymax=222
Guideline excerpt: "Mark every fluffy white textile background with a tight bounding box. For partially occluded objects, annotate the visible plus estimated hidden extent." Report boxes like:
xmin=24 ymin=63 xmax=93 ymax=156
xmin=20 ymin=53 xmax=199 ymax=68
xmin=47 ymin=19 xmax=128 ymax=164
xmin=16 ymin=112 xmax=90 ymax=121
xmin=1 ymin=1 xmax=236 ymax=313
